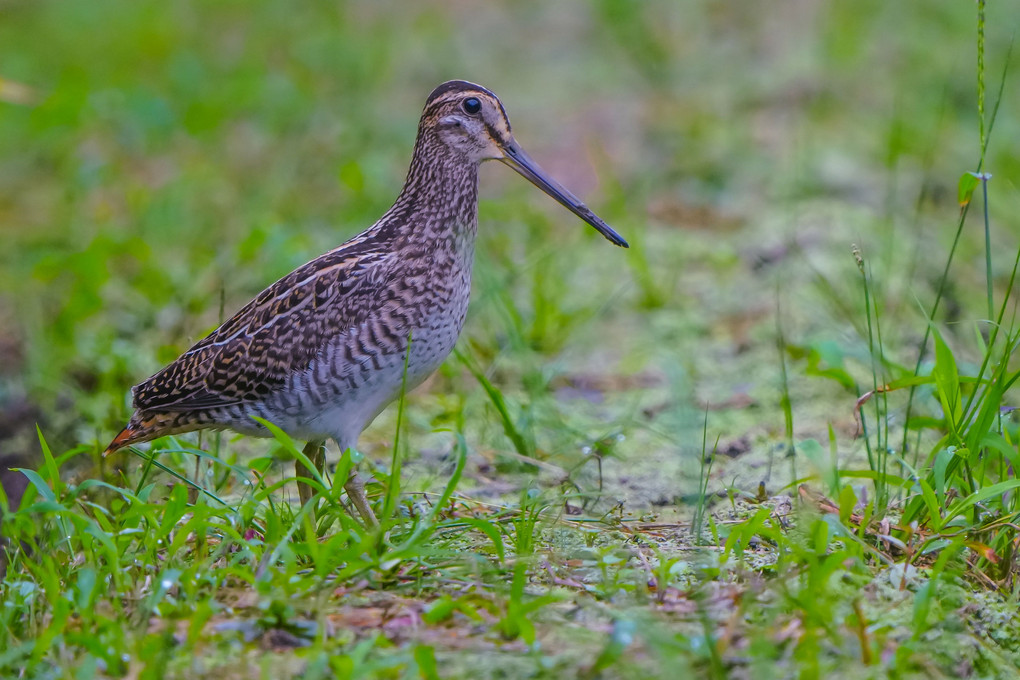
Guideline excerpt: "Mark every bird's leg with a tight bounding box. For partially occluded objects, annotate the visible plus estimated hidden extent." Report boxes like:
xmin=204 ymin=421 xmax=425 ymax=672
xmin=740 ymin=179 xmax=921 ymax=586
xmin=344 ymin=470 xmax=379 ymax=528
xmin=296 ymin=439 xmax=326 ymax=510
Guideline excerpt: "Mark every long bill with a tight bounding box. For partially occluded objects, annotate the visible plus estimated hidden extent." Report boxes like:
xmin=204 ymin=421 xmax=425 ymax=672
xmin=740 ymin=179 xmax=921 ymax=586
xmin=500 ymin=140 xmax=629 ymax=248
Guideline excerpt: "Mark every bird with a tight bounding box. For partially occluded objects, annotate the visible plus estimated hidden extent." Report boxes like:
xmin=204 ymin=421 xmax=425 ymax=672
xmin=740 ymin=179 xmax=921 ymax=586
xmin=103 ymin=80 xmax=628 ymax=526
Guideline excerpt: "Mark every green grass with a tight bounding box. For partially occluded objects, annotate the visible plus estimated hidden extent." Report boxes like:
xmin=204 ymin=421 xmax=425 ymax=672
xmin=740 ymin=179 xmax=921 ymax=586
xmin=3 ymin=0 xmax=1020 ymax=677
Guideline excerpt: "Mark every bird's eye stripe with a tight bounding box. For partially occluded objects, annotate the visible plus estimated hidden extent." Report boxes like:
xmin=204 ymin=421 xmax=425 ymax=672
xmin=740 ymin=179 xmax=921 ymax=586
xmin=462 ymin=97 xmax=481 ymax=115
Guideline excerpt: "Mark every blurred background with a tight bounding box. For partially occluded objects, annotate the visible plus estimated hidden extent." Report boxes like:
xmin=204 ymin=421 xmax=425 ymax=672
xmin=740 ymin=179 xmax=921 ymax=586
xmin=1 ymin=0 xmax=1019 ymax=504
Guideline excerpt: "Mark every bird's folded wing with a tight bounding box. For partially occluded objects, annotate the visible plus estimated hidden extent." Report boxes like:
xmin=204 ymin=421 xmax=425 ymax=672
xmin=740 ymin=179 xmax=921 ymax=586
xmin=130 ymin=245 xmax=394 ymax=413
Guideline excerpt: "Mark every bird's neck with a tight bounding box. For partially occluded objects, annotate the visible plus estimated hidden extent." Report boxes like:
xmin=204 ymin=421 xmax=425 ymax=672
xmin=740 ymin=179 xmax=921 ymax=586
xmin=387 ymin=134 xmax=480 ymax=245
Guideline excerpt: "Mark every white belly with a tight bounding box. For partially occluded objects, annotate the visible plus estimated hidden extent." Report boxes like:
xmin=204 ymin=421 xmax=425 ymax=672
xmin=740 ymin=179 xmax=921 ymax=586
xmin=274 ymin=285 xmax=469 ymax=447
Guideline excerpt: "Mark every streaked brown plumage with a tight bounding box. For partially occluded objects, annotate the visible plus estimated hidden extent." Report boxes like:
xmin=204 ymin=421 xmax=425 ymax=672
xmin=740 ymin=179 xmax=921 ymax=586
xmin=105 ymin=80 xmax=627 ymax=524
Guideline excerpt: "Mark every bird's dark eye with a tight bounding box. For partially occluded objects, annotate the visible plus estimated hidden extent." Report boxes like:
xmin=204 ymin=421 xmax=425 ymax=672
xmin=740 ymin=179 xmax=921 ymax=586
xmin=462 ymin=97 xmax=481 ymax=115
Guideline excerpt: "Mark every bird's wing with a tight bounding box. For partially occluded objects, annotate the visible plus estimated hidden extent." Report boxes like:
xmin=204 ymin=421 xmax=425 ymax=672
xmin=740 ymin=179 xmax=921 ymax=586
xmin=130 ymin=241 xmax=396 ymax=413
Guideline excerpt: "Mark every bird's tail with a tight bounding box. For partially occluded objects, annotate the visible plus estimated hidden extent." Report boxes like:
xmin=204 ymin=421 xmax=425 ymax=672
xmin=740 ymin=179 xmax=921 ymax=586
xmin=102 ymin=412 xmax=181 ymax=456
xmin=103 ymin=426 xmax=141 ymax=456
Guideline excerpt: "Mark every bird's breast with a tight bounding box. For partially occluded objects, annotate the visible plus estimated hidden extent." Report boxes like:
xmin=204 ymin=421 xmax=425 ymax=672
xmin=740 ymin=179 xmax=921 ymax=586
xmin=278 ymin=243 xmax=475 ymax=441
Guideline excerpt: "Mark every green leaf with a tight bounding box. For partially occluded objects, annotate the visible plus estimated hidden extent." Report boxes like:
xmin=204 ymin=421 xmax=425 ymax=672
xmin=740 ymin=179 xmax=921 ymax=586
xmin=36 ymin=427 xmax=64 ymax=497
xmin=84 ymin=523 xmax=120 ymax=574
xmin=125 ymin=448 xmax=227 ymax=505
xmin=457 ymin=518 xmax=505 ymax=562
xmin=426 ymin=433 xmax=468 ymax=525
xmin=15 ymin=468 xmax=56 ymax=503
xmin=931 ymin=327 xmax=962 ymax=434
xmin=958 ymin=171 xmax=980 ymax=206
xmin=423 ymin=596 xmax=457 ymax=624
xmin=932 ymin=447 xmax=953 ymax=502
xmin=20 ymin=500 xmax=67 ymax=514
xmin=838 ymin=484 xmax=857 ymax=525
xmin=75 ymin=479 xmax=145 ymax=505
xmin=917 ymin=479 xmax=942 ymax=531
xmin=945 ymin=478 xmax=1020 ymax=523
xmin=979 ymin=433 xmax=1020 ymax=474
xmin=75 ymin=567 xmax=97 ymax=612
xmin=414 ymin=645 xmax=440 ymax=680
xmin=912 ymin=580 xmax=934 ymax=638
xmin=838 ymin=469 xmax=912 ymax=489
xmin=455 ymin=348 xmax=533 ymax=457
xmin=951 ymin=446 xmax=971 ymax=460
xmin=790 ymin=341 xmax=856 ymax=391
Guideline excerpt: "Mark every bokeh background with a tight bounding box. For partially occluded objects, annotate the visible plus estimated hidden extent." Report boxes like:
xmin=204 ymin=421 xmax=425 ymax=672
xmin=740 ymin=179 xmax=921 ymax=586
xmin=6 ymin=1 xmax=1020 ymax=677
xmin=2 ymin=0 xmax=1019 ymax=516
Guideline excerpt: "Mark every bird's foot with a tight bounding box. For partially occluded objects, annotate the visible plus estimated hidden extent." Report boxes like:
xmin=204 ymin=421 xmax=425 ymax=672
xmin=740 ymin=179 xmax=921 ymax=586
xmin=296 ymin=440 xmax=326 ymax=511
xmin=344 ymin=472 xmax=379 ymax=528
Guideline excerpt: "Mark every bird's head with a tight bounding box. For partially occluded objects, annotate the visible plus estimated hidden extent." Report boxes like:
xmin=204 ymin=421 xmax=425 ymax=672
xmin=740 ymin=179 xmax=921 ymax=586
xmin=424 ymin=80 xmax=512 ymax=162
xmin=420 ymin=80 xmax=628 ymax=248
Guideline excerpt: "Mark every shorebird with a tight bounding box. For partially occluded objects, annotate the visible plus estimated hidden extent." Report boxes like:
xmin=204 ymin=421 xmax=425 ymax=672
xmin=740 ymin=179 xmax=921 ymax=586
xmin=104 ymin=80 xmax=628 ymax=525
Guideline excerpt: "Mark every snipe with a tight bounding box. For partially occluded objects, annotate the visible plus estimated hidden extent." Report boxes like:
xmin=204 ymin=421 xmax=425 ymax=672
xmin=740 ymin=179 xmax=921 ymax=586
xmin=104 ymin=80 xmax=628 ymax=525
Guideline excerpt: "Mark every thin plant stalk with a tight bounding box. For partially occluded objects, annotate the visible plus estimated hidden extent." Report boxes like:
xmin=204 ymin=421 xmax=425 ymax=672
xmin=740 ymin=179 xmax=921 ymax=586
xmin=692 ymin=409 xmax=716 ymax=546
xmin=900 ymin=36 xmax=1011 ymax=469
xmin=854 ymin=245 xmax=887 ymax=510
xmin=775 ymin=289 xmax=794 ymax=486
